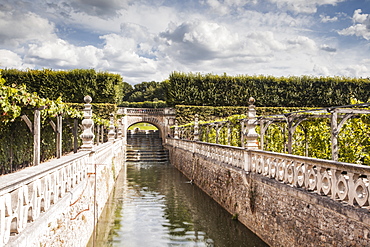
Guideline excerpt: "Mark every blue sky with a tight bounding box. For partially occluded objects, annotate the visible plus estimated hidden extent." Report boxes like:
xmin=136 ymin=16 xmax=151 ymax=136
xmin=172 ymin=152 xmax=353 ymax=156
xmin=0 ymin=0 xmax=369 ymax=84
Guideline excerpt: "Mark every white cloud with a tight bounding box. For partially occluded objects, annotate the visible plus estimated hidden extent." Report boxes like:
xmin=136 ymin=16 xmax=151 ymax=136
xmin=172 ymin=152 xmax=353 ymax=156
xmin=0 ymin=9 xmax=56 ymax=47
xmin=338 ymin=9 xmax=370 ymax=40
xmin=287 ymin=36 xmax=317 ymax=51
xmin=0 ymin=50 xmax=28 ymax=69
xmin=24 ymin=38 xmax=103 ymax=68
xmin=320 ymin=14 xmax=338 ymax=23
xmin=268 ymin=0 xmax=345 ymax=14
xmin=353 ymin=8 xmax=369 ymax=23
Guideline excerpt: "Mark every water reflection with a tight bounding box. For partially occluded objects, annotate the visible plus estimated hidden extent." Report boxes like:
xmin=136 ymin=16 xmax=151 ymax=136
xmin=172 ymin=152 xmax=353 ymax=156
xmin=88 ymin=163 xmax=268 ymax=247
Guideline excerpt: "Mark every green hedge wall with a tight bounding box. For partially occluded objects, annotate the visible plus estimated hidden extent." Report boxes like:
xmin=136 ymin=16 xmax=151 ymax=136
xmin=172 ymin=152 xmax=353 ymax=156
xmin=2 ymin=68 xmax=127 ymax=104
xmin=166 ymin=72 xmax=370 ymax=107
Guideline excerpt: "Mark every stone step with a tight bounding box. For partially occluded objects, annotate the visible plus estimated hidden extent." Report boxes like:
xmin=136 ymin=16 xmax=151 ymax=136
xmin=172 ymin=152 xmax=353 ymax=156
xmin=125 ymin=134 xmax=168 ymax=162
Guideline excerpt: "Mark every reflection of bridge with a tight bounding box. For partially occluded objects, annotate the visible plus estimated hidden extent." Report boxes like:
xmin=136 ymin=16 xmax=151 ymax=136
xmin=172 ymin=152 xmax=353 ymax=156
xmin=118 ymin=107 xmax=176 ymax=140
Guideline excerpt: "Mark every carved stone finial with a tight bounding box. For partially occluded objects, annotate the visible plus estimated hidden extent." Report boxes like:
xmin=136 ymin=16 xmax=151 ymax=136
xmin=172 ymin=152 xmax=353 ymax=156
xmin=80 ymin=96 xmax=95 ymax=151
xmin=84 ymin=95 xmax=92 ymax=104
xmin=194 ymin=114 xmax=199 ymax=141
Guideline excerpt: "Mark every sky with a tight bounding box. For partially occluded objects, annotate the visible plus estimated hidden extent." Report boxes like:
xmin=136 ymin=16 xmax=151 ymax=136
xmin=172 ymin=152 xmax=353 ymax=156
xmin=0 ymin=0 xmax=369 ymax=85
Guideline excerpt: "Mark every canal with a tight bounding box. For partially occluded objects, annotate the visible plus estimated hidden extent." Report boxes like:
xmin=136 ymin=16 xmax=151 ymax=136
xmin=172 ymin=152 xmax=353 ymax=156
xmin=87 ymin=161 xmax=268 ymax=246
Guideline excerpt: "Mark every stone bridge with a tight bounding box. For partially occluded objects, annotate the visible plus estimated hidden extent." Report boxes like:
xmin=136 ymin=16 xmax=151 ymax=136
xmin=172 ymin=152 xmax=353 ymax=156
xmin=118 ymin=107 xmax=176 ymax=140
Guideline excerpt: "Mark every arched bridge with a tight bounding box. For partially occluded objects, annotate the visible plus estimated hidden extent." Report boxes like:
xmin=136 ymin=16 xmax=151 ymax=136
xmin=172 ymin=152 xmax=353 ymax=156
xmin=118 ymin=107 xmax=176 ymax=140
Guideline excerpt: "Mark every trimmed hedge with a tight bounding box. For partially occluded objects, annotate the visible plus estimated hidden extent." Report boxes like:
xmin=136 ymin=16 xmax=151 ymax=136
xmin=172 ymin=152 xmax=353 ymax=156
xmin=166 ymin=72 xmax=370 ymax=107
xmin=2 ymin=68 xmax=127 ymax=104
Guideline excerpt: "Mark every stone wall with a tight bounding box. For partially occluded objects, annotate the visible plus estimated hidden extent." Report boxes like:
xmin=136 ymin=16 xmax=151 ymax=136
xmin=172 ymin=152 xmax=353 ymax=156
xmin=2 ymin=140 xmax=125 ymax=247
xmin=166 ymin=145 xmax=370 ymax=246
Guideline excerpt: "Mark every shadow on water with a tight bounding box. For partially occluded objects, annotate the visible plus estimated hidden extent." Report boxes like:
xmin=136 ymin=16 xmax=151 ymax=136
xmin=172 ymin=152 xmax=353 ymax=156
xmin=88 ymin=162 xmax=268 ymax=247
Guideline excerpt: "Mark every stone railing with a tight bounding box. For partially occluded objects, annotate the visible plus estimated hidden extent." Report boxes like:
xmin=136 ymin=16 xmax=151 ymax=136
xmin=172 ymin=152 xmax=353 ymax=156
xmin=167 ymin=138 xmax=370 ymax=208
xmin=0 ymin=139 xmax=124 ymax=247
xmin=0 ymin=150 xmax=90 ymax=246
xmin=249 ymin=150 xmax=370 ymax=207
xmin=125 ymin=108 xmax=165 ymax=115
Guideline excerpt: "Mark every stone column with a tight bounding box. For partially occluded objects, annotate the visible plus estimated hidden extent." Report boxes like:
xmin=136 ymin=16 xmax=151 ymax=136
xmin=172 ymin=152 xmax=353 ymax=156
xmin=331 ymin=111 xmax=339 ymax=161
xmin=33 ymin=108 xmax=41 ymax=165
xmin=246 ymin=97 xmax=259 ymax=149
xmin=117 ymin=118 xmax=123 ymax=139
xmin=80 ymin=95 xmax=95 ymax=151
xmin=241 ymin=120 xmax=245 ymax=148
xmin=227 ymin=122 xmax=231 ymax=146
xmin=194 ymin=114 xmax=199 ymax=141
xmin=174 ymin=120 xmax=179 ymax=139
xmin=56 ymin=114 xmax=62 ymax=158
xmin=108 ymin=114 xmax=116 ymax=142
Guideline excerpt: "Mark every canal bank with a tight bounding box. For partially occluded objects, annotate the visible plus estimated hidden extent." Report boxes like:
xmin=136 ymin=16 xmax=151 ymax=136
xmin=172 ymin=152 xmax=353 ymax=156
xmin=166 ymin=140 xmax=370 ymax=247
xmin=87 ymin=162 xmax=268 ymax=246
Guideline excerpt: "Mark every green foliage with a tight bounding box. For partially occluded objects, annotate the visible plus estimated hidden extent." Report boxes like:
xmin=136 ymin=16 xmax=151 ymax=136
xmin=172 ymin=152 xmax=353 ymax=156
xmin=1 ymin=68 xmax=125 ymax=104
xmin=176 ymin=105 xmax=370 ymax=165
xmin=174 ymin=105 xmax=309 ymax=125
xmin=119 ymin=100 xmax=167 ymax=108
xmin=123 ymin=81 xmax=167 ymax=102
xmin=0 ymin=72 xmax=116 ymax=174
xmin=0 ymin=72 xmax=82 ymax=123
xmin=167 ymin=72 xmax=370 ymax=107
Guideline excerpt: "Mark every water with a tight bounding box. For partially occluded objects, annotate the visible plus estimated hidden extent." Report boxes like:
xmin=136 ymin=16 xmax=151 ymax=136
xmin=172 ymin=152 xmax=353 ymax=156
xmin=88 ymin=162 xmax=268 ymax=247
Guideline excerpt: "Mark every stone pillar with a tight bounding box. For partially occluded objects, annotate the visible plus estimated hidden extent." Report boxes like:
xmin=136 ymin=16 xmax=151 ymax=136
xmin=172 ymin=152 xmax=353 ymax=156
xmin=246 ymin=97 xmax=259 ymax=149
xmin=241 ymin=120 xmax=245 ymax=148
xmin=108 ymin=114 xmax=116 ymax=142
xmin=331 ymin=111 xmax=339 ymax=161
xmin=227 ymin=122 xmax=231 ymax=146
xmin=33 ymin=108 xmax=41 ymax=165
xmin=174 ymin=120 xmax=179 ymax=139
xmin=216 ymin=124 xmax=220 ymax=144
xmin=56 ymin=114 xmax=62 ymax=158
xmin=117 ymin=118 xmax=123 ymax=139
xmin=194 ymin=114 xmax=199 ymax=141
xmin=80 ymin=95 xmax=95 ymax=151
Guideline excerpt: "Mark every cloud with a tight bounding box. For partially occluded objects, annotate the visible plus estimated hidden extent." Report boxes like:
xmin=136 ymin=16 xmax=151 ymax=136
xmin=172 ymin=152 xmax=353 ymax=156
xmin=201 ymin=0 xmax=253 ymax=16
xmin=338 ymin=9 xmax=370 ymax=40
xmin=0 ymin=8 xmax=56 ymax=47
xmin=320 ymin=44 xmax=337 ymax=52
xmin=158 ymin=19 xmax=290 ymax=66
xmin=0 ymin=50 xmax=28 ymax=68
xmin=24 ymin=39 xmax=103 ymax=68
xmin=267 ymin=0 xmax=345 ymax=14
xmin=320 ymin=14 xmax=338 ymax=23
xmin=67 ymin=0 xmax=130 ymax=18
xmin=287 ymin=36 xmax=317 ymax=51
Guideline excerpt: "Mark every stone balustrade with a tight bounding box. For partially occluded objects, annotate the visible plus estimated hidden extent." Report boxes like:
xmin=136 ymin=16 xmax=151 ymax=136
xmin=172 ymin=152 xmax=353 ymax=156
xmin=167 ymin=138 xmax=370 ymax=209
xmin=0 ymin=151 xmax=89 ymax=246
xmin=250 ymin=150 xmax=370 ymax=208
xmin=0 ymin=140 xmax=124 ymax=247
xmin=125 ymin=108 xmax=165 ymax=115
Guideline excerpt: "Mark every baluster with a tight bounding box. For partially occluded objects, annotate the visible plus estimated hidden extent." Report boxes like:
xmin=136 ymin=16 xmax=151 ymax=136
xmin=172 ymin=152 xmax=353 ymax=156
xmin=347 ymin=172 xmax=356 ymax=206
xmin=2 ymin=194 xmax=12 ymax=244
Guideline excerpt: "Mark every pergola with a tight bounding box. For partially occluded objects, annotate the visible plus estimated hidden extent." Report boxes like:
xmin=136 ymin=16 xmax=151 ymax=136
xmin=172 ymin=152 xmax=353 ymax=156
xmin=174 ymin=102 xmax=370 ymax=162
xmin=258 ymin=103 xmax=370 ymax=161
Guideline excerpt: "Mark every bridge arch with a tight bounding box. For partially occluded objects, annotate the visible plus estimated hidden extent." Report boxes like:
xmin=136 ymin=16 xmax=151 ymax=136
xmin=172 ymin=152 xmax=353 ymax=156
xmin=119 ymin=107 xmax=176 ymax=141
